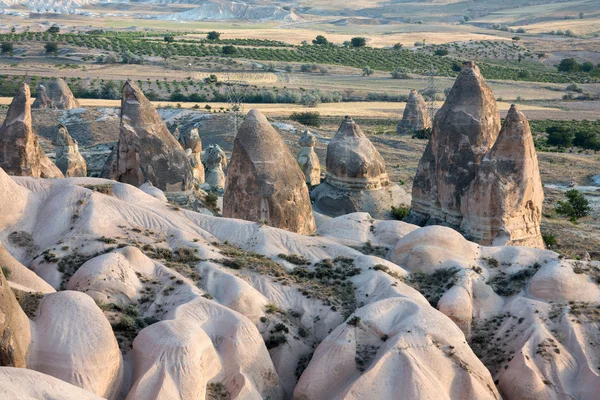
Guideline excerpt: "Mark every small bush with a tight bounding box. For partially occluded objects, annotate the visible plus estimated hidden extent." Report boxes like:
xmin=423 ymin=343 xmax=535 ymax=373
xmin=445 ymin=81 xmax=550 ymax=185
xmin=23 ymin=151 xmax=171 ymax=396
xmin=555 ymin=189 xmax=591 ymax=220
xmin=542 ymin=233 xmax=558 ymax=247
xmin=391 ymin=205 xmax=409 ymax=220
xmin=290 ymin=111 xmax=321 ymax=127
xmin=347 ymin=316 xmax=361 ymax=326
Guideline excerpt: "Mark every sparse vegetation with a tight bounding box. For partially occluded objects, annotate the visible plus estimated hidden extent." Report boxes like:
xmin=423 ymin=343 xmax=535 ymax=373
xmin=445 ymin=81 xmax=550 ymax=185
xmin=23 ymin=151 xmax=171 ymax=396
xmin=405 ymin=267 xmax=460 ymax=307
xmin=487 ymin=263 xmax=541 ymax=297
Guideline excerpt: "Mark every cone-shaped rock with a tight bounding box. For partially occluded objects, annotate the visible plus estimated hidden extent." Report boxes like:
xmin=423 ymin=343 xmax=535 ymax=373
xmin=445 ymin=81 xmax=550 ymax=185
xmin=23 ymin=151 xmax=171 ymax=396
xmin=312 ymin=117 xmax=409 ymax=218
xmin=102 ymin=81 xmax=193 ymax=192
xmin=203 ymin=144 xmax=227 ymax=190
xmin=0 ymin=265 xmax=31 ymax=368
xmin=396 ymin=89 xmax=431 ymax=134
xmin=325 ymin=116 xmax=389 ymax=189
xmin=407 ymin=61 xmax=500 ymax=227
xmin=297 ymin=129 xmax=320 ymax=186
xmin=180 ymin=128 xmax=205 ymax=184
xmin=460 ymin=105 xmax=544 ymax=248
xmin=0 ymin=83 xmax=64 ymax=178
xmin=223 ymin=109 xmax=316 ymax=234
xmin=172 ymin=126 xmax=181 ymax=141
xmin=32 ymin=78 xmax=80 ymax=110
xmin=53 ymin=124 xmax=87 ymax=177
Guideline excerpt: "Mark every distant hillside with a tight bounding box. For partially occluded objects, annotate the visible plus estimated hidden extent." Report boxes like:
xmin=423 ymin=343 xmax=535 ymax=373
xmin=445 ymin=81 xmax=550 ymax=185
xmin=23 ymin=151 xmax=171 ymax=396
xmin=159 ymin=1 xmax=299 ymax=21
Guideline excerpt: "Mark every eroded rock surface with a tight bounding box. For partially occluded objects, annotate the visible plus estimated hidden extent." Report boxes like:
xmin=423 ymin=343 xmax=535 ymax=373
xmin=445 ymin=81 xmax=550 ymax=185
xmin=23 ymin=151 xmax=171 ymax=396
xmin=312 ymin=117 xmax=409 ymax=218
xmin=223 ymin=109 xmax=316 ymax=234
xmin=407 ymin=61 xmax=500 ymax=227
xmin=101 ymin=81 xmax=193 ymax=192
xmin=53 ymin=124 xmax=87 ymax=178
xmin=461 ymin=105 xmax=544 ymax=248
xmin=297 ymin=129 xmax=321 ymax=186
xmin=396 ymin=89 xmax=431 ymax=134
xmin=203 ymin=144 xmax=227 ymax=190
xmin=32 ymin=78 xmax=80 ymax=110
xmin=0 ymin=83 xmax=63 ymax=178
xmin=179 ymin=127 xmax=205 ymax=184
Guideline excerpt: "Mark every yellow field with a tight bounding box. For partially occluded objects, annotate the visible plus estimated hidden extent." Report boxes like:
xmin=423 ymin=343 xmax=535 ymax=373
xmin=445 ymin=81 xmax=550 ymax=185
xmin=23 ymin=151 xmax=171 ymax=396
xmin=0 ymin=98 xmax=559 ymax=118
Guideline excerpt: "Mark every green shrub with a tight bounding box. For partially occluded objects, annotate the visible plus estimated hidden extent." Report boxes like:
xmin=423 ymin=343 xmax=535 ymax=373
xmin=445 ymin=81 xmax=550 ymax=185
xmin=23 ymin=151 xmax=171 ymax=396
xmin=290 ymin=111 xmax=321 ymax=127
xmin=347 ymin=316 xmax=361 ymax=326
xmin=555 ymin=189 xmax=591 ymax=220
xmin=391 ymin=205 xmax=410 ymax=220
xmin=542 ymin=233 xmax=557 ymax=247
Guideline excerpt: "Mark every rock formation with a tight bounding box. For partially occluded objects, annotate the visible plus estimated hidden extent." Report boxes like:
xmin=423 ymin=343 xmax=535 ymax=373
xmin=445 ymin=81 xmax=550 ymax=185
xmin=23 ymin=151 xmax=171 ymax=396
xmin=460 ymin=105 xmax=544 ymax=248
xmin=0 ymin=83 xmax=64 ymax=178
xmin=223 ymin=109 xmax=316 ymax=234
xmin=297 ymin=129 xmax=321 ymax=186
xmin=396 ymin=89 xmax=431 ymax=134
xmin=53 ymin=124 xmax=87 ymax=177
xmin=312 ymin=116 xmax=409 ymax=218
xmin=32 ymin=78 xmax=80 ymax=110
xmin=172 ymin=126 xmax=181 ymax=141
xmin=0 ymin=266 xmax=31 ymax=368
xmin=179 ymin=128 xmax=205 ymax=184
xmin=203 ymin=144 xmax=227 ymax=190
xmin=101 ymin=81 xmax=193 ymax=192
xmin=406 ymin=61 xmax=501 ymax=227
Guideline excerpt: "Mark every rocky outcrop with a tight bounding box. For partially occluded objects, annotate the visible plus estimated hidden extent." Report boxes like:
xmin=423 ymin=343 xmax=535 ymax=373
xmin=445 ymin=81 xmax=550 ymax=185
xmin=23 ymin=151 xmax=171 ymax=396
xmin=460 ymin=105 xmax=544 ymax=248
xmin=297 ymin=129 xmax=320 ymax=186
xmin=223 ymin=109 xmax=316 ymax=234
xmin=0 ymin=83 xmax=64 ymax=178
xmin=101 ymin=81 xmax=193 ymax=192
xmin=172 ymin=126 xmax=181 ymax=141
xmin=312 ymin=116 xmax=409 ymax=218
xmin=407 ymin=61 xmax=500 ymax=227
xmin=32 ymin=78 xmax=80 ymax=110
xmin=53 ymin=124 xmax=87 ymax=177
xmin=203 ymin=144 xmax=227 ymax=190
xmin=396 ymin=89 xmax=431 ymax=134
xmin=0 ymin=266 xmax=31 ymax=368
xmin=179 ymin=128 xmax=205 ymax=184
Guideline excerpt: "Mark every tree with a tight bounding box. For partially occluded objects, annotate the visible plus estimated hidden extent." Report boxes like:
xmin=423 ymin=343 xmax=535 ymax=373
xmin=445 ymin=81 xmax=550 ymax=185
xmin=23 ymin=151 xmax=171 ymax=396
xmin=581 ymin=61 xmax=594 ymax=72
xmin=555 ymin=189 xmax=591 ymax=220
xmin=557 ymin=58 xmax=579 ymax=73
xmin=512 ymin=36 xmax=521 ymax=41
xmin=362 ymin=66 xmax=374 ymax=76
xmin=222 ymin=45 xmax=237 ymax=55
xmin=99 ymin=81 xmax=120 ymax=100
xmin=44 ymin=42 xmax=58 ymax=54
xmin=546 ymin=126 xmax=574 ymax=148
xmin=390 ymin=67 xmax=409 ymax=79
xmin=290 ymin=111 xmax=321 ymax=127
xmin=351 ymin=37 xmax=366 ymax=47
xmin=1 ymin=42 xmax=13 ymax=54
xmin=164 ymin=35 xmax=175 ymax=43
xmin=434 ymin=49 xmax=449 ymax=56
xmin=206 ymin=31 xmax=221 ymax=41
xmin=393 ymin=43 xmax=403 ymax=50
xmin=47 ymin=26 xmax=60 ymax=34
xmin=573 ymin=131 xmax=600 ymax=150
xmin=579 ymin=12 xmax=584 ymax=19
xmin=312 ymin=35 xmax=329 ymax=45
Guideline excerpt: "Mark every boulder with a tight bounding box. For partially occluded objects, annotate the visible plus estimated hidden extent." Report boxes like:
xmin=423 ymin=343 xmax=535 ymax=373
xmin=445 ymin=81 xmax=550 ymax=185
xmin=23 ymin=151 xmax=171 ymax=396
xmin=53 ymin=124 xmax=87 ymax=177
xmin=460 ymin=105 xmax=544 ymax=248
xmin=223 ymin=109 xmax=316 ymax=235
xmin=32 ymin=78 xmax=80 ymax=110
xmin=0 ymin=83 xmax=63 ymax=178
xmin=172 ymin=126 xmax=181 ymax=141
xmin=297 ymin=129 xmax=321 ymax=186
xmin=101 ymin=81 xmax=193 ymax=192
xmin=203 ymin=144 xmax=227 ymax=190
xmin=396 ymin=89 xmax=431 ymax=134
xmin=407 ymin=61 xmax=500 ymax=227
xmin=312 ymin=117 xmax=409 ymax=218
xmin=180 ymin=128 xmax=205 ymax=184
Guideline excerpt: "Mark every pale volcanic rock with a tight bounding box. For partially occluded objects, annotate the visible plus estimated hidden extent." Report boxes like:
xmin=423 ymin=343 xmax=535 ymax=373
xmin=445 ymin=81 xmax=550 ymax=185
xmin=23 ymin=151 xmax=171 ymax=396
xmin=460 ymin=105 xmax=544 ymax=248
xmin=203 ymin=144 xmax=227 ymax=189
xmin=407 ymin=61 xmax=500 ymax=227
xmin=0 ymin=367 xmax=104 ymax=400
xmin=396 ymin=89 xmax=431 ymax=134
xmin=294 ymin=297 xmax=501 ymax=400
xmin=296 ymin=129 xmax=321 ymax=186
xmin=0 ymin=242 xmax=55 ymax=293
xmin=28 ymin=291 xmax=124 ymax=399
xmin=180 ymin=127 xmax=205 ymax=184
xmin=223 ymin=109 xmax=316 ymax=235
xmin=0 ymin=83 xmax=64 ymax=178
xmin=32 ymin=78 xmax=80 ymax=110
xmin=53 ymin=124 xmax=87 ymax=177
xmin=312 ymin=117 xmax=409 ymax=218
xmin=0 ymin=267 xmax=31 ymax=368
xmin=102 ymin=81 xmax=193 ymax=192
